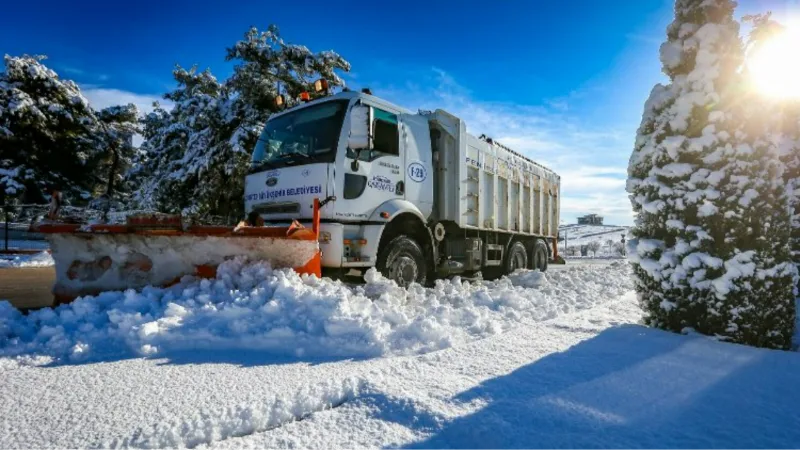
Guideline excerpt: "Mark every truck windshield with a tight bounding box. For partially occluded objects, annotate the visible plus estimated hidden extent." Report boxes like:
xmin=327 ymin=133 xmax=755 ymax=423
xmin=250 ymin=100 xmax=348 ymax=172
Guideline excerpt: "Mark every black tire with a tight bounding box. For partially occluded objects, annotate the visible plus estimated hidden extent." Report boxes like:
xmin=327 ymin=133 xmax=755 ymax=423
xmin=376 ymin=235 xmax=427 ymax=287
xmin=505 ymin=241 xmax=528 ymax=274
xmin=532 ymin=239 xmax=549 ymax=272
xmin=482 ymin=241 xmax=528 ymax=280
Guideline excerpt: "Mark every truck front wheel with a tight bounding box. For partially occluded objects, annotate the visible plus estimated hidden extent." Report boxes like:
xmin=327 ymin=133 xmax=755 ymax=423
xmin=376 ymin=235 xmax=427 ymax=288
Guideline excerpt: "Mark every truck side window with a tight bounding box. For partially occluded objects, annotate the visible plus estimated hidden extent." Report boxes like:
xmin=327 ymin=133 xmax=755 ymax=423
xmin=347 ymin=107 xmax=400 ymax=162
xmin=372 ymin=108 xmax=399 ymax=156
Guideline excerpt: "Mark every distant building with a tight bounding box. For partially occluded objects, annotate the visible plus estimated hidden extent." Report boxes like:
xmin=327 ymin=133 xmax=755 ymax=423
xmin=577 ymin=214 xmax=603 ymax=225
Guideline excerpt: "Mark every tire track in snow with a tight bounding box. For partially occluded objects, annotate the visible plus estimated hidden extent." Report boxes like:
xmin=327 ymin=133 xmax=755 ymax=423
xmin=108 ymin=377 xmax=365 ymax=449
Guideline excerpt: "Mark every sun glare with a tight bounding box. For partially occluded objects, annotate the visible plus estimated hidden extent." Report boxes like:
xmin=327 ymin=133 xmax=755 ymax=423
xmin=748 ymin=26 xmax=800 ymax=99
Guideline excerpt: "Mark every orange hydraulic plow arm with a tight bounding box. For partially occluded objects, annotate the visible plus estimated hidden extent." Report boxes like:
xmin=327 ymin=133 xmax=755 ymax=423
xmin=292 ymin=197 xmax=322 ymax=278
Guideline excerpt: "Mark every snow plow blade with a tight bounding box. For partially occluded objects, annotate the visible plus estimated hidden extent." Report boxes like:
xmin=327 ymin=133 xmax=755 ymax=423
xmin=34 ymin=200 xmax=323 ymax=304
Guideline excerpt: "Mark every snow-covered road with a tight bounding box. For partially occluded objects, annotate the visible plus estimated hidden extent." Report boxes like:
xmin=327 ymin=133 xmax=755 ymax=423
xmin=3 ymin=261 xmax=800 ymax=448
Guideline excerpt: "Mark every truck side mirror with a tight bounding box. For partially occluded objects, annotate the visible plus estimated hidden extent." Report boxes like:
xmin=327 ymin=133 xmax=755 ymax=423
xmin=347 ymin=104 xmax=372 ymax=155
xmin=348 ymin=104 xmax=372 ymax=172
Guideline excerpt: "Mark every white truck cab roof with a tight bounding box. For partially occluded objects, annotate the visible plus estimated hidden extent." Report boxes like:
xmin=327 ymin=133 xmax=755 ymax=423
xmin=267 ymin=90 xmax=413 ymax=121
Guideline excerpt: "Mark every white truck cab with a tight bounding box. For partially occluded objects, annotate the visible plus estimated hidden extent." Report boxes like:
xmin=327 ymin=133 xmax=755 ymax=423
xmin=245 ymin=90 xmax=560 ymax=286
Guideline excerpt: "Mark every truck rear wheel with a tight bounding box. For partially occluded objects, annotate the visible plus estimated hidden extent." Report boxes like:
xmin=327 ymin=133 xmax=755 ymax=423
xmin=376 ymin=235 xmax=427 ymax=288
xmin=532 ymin=240 xmax=548 ymax=272
xmin=505 ymin=241 xmax=528 ymax=274
xmin=483 ymin=241 xmax=528 ymax=280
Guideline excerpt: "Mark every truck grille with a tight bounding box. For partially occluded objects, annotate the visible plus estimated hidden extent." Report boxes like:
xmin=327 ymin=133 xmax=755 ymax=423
xmin=252 ymin=202 xmax=300 ymax=215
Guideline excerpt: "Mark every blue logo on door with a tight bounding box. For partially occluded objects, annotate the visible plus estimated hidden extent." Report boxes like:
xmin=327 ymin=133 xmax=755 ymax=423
xmin=407 ymin=162 xmax=427 ymax=182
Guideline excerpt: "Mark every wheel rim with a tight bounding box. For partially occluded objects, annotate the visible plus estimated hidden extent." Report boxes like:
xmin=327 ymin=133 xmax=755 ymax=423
xmin=389 ymin=254 xmax=418 ymax=286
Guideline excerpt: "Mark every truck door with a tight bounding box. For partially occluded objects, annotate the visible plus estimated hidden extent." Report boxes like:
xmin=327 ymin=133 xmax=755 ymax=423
xmin=336 ymin=104 xmax=405 ymax=220
xmin=399 ymin=114 xmax=434 ymax=217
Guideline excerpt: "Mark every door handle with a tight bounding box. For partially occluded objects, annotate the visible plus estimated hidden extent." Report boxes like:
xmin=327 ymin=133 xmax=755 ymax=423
xmin=395 ymin=181 xmax=404 ymax=195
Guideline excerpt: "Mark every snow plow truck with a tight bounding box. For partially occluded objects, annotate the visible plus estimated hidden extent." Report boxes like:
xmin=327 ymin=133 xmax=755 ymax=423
xmin=36 ymin=84 xmax=561 ymax=302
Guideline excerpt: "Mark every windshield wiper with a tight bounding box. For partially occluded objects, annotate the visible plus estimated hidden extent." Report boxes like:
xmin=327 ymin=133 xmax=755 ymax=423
xmin=281 ymin=150 xmax=313 ymax=161
xmin=251 ymin=159 xmax=278 ymax=172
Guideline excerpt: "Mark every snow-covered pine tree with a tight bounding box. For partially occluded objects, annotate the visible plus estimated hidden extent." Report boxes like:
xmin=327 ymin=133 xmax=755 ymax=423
xmin=628 ymin=0 xmax=796 ymax=348
xmin=745 ymin=14 xmax=800 ymax=291
xmin=779 ymin=101 xmax=800 ymax=298
xmin=129 ymin=25 xmax=350 ymax=220
xmin=129 ymin=66 xmax=228 ymax=217
xmin=89 ymin=103 xmax=139 ymax=209
xmin=225 ymin=25 xmax=351 ymax=115
xmin=731 ymin=13 xmax=800 ymax=347
xmin=720 ymin=114 xmax=796 ymax=348
xmin=0 ymin=55 xmax=98 ymax=204
xmin=628 ymin=0 xmax=740 ymax=336
xmin=126 ymin=101 xmax=170 ymax=210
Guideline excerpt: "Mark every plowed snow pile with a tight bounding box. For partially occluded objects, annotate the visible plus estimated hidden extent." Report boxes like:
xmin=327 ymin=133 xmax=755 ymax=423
xmin=0 ymin=259 xmax=633 ymax=364
xmin=0 ymin=251 xmax=53 ymax=268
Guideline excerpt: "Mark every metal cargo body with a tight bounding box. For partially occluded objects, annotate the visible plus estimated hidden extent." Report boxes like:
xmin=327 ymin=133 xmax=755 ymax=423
xmin=428 ymin=110 xmax=560 ymax=240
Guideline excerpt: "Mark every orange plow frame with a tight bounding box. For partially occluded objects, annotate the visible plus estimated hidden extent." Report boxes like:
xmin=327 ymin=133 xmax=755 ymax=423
xmin=37 ymin=199 xmax=323 ymax=304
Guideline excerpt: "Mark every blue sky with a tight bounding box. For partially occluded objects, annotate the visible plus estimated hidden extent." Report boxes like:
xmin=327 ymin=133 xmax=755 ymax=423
xmin=2 ymin=0 xmax=796 ymax=225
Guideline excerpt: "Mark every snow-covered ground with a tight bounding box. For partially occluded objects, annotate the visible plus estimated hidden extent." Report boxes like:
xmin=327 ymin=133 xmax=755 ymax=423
xmin=2 ymin=260 xmax=800 ymax=448
xmin=0 ymin=251 xmax=53 ymax=268
xmin=559 ymin=224 xmax=630 ymax=257
xmin=0 ymin=259 xmax=627 ymax=363
xmin=559 ymin=224 xmax=630 ymax=246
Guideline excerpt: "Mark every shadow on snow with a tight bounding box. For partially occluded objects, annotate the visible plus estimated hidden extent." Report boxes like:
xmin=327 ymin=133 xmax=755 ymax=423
xmin=401 ymin=325 xmax=800 ymax=449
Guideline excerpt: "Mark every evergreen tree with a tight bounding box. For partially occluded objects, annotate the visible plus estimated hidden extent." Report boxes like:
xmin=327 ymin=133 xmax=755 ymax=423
xmin=126 ymin=101 xmax=169 ymax=209
xmin=0 ymin=55 xmax=98 ymax=204
xmin=720 ymin=115 xmax=796 ymax=348
xmin=89 ymin=103 xmax=139 ymax=209
xmin=745 ymin=14 xmax=800 ymax=291
xmin=628 ymin=0 xmax=796 ymax=348
xmin=225 ymin=25 xmax=350 ymax=115
xmin=129 ymin=25 xmax=350 ymax=219
xmin=129 ymin=66 xmax=228 ymax=216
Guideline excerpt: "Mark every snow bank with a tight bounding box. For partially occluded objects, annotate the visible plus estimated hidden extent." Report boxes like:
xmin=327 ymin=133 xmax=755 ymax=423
xmin=0 ymin=259 xmax=633 ymax=364
xmin=0 ymin=251 xmax=53 ymax=268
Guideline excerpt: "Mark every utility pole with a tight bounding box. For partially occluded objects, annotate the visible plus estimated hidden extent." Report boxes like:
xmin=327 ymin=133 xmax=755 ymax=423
xmin=621 ymin=233 xmax=626 ymax=257
xmin=4 ymin=206 xmax=9 ymax=252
